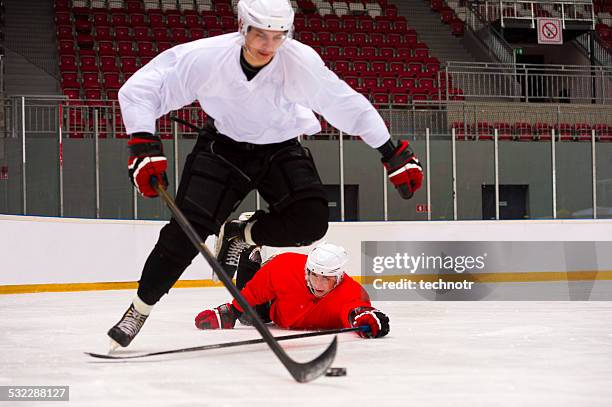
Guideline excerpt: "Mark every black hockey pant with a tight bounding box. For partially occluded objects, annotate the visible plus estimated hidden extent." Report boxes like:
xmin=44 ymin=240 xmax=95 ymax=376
xmin=137 ymin=126 xmax=329 ymax=305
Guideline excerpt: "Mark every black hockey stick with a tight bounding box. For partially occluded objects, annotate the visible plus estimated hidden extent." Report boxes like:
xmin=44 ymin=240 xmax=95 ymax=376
xmin=151 ymin=181 xmax=337 ymax=383
xmin=86 ymin=326 xmax=365 ymax=360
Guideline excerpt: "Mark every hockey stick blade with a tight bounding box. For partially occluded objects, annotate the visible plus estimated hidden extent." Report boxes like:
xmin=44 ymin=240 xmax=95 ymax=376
xmin=151 ymin=181 xmax=337 ymax=383
xmin=85 ymin=327 xmax=364 ymax=360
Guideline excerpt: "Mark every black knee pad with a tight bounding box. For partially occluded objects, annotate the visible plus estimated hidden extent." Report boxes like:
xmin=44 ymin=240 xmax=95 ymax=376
xmin=175 ymin=147 xmax=253 ymax=234
xmin=258 ymin=143 xmax=328 ymax=212
xmin=283 ymin=198 xmax=329 ymax=246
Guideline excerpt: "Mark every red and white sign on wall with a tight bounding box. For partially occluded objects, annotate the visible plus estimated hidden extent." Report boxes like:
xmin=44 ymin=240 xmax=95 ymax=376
xmin=416 ymin=204 xmax=430 ymax=213
xmin=537 ymin=18 xmax=563 ymax=45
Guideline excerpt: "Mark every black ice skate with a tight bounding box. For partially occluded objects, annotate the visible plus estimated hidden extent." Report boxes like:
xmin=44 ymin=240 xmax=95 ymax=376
xmin=107 ymin=304 xmax=149 ymax=351
xmin=214 ymin=213 xmax=255 ymax=281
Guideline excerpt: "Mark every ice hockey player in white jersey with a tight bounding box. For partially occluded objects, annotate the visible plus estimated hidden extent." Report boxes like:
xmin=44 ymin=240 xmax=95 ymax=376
xmin=108 ymin=0 xmax=423 ymax=350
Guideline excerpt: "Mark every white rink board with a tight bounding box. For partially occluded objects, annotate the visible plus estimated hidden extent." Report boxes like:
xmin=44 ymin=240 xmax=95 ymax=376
xmin=1 ymin=215 xmax=612 ymax=285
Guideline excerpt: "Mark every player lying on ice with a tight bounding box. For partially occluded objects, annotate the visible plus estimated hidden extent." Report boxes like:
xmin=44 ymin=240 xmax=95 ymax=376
xmin=195 ymin=241 xmax=390 ymax=339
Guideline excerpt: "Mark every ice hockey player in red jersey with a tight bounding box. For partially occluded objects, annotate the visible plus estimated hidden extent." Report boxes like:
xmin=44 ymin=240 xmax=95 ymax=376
xmin=195 ymin=242 xmax=390 ymax=338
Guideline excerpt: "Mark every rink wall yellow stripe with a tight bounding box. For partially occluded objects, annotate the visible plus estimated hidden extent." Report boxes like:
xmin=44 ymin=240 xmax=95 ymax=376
xmin=2 ymin=271 xmax=612 ymax=294
xmin=0 ymin=280 xmax=226 ymax=295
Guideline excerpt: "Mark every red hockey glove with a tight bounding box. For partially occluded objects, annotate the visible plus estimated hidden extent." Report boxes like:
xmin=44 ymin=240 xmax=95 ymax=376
xmin=195 ymin=303 xmax=240 ymax=330
xmin=382 ymin=140 xmax=423 ymax=199
xmin=349 ymin=306 xmax=390 ymax=338
xmin=128 ymin=132 xmax=168 ymax=198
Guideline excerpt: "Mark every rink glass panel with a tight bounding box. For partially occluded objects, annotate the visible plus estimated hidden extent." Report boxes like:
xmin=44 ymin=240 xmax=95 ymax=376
xmin=1 ymin=105 xmax=610 ymax=221
xmin=555 ymin=139 xmax=594 ymax=219
xmin=596 ymin=142 xmax=612 ymax=219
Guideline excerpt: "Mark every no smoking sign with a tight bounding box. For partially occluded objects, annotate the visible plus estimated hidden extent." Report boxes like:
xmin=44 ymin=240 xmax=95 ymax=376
xmin=537 ymin=18 xmax=563 ymax=45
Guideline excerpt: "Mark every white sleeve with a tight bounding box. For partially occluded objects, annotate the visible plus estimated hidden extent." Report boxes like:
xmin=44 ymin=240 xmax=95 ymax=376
xmin=285 ymin=44 xmax=391 ymax=148
xmin=118 ymin=45 xmax=207 ymax=135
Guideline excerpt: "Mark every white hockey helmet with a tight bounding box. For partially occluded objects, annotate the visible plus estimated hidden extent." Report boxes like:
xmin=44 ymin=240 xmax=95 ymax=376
xmin=305 ymin=242 xmax=349 ymax=295
xmin=237 ymin=0 xmax=295 ymax=38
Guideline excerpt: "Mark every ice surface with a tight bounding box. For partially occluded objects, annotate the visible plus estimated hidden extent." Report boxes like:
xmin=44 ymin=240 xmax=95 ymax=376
xmin=1 ymin=288 xmax=611 ymax=406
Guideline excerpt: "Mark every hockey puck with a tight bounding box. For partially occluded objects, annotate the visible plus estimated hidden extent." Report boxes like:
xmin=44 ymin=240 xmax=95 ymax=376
xmin=325 ymin=367 xmax=347 ymax=377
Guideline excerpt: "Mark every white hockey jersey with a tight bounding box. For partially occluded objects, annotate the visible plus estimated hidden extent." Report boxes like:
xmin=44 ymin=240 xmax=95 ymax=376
xmin=118 ymin=33 xmax=390 ymax=147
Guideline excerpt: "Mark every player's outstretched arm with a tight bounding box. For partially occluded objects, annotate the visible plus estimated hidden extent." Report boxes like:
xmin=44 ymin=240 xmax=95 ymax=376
xmin=349 ymin=306 xmax=390 ymax=339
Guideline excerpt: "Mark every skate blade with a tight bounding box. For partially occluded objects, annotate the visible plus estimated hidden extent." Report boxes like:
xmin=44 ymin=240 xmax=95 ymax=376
xmin=108 ymin=339 xmax=121 ymax=354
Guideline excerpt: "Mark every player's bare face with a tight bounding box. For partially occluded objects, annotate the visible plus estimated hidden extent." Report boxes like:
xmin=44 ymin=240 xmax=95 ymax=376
xmin=243 ymin=28 xmax=287 ymax=67
xmin=308 ymin=272 xmax=336 ymax=298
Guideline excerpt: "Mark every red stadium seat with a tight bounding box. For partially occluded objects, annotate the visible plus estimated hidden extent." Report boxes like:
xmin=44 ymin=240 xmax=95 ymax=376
xmin=137 ymin=42 xmax=157 ymax=58
xmin=202 ymin=15 xmax=221 ymax=29
xmin=392 ymin=19 xmax=407 ymax=33
xmin=452 ymin=121 xmax=473 ymax=140
xmin=153 ymin=27 xmax=171 ymax=42
xmin=114 ymin=26 xmax=132 ymax=41
xmin=392 ymin=93 xmax=409 ymax=104
xmin=61 ymin=72 xmax=80 ymax=89
xmin=117 ymin=41 xmax=136 ymax=57
xmin=103 ymin=72 xmax=123 ymax=90
xmin=594 ymin=124 xmax=612 ymax=141
xmin=533 ymin=123 xmax=551 ymax=141
xmin=318 ymin=31 xmax=333 ymax=45
xmin=57 ymin=25 xmax=73 ymax=40
xmin=82 ymin=72 xmax=102 ymax=89
xmin=149 ymin=13 xmax=165 ymax=28
xmin=575 ymin=123 xmax=592 ymax=141
xmin=100 ymin=56 xmax=120 ymax=72
xmin=80 ymin=55 xmax=99 ymax=73
xmin=190 ymin=28 xmax=205 ymax=40
xmin=493 ymin=122 xmax=514 ymax=140
xmin=58 ymin=40 xmax=76 ymax=55
xmin=307 ymin=16 xmax=324 ymax=30
xmin=120 ymin=56 xmax=138 ymax=74
xmin=371 ymin=61 xmax=387 ymax=74
xmin=343 ymin=45 xmax=358 ymax=59
xmin=60 ymin=55 xmax=78 ymax=71
xmin=325 ymin=16 xmax=341 ymax=31
xmin=477 ymin=122 xmax=493 ymax=140
xmin=514 ymin=122 xmax=534 ymax=141
xmin=134 ymin=26 xmax=153 ymax=42
xmin=167 ymin=12 xmax=183 ymax=28
xmin=185 ymin=14 xmax=200 ymax=29
xmin=172 ymin=28 xmax=190 ymax=43
xmin=111 ymin=13 xmax=128 ymax=26
xmin=556 ymin=123 xmax=574 ymax=141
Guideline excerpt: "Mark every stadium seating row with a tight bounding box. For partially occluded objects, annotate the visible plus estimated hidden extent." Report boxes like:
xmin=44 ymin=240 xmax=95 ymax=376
xmin=56 ymin=0 xmax=464 ymax=103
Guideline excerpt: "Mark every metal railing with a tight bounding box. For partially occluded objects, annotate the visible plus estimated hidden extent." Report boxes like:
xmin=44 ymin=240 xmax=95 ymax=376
xmin=575 ymin=32 xmax=612 ymax=67
xmin=0 ymin=98 xmax=453 ymax=140
xmin=464 ymin=2 xmax=516 ymax=64
xmin=2 ymin=97 xmax=612 ymax=141
xmin=476 ymin=0 xmax=595 ymax=29
xmin=442 ymin=61 xmax=612 ymax=103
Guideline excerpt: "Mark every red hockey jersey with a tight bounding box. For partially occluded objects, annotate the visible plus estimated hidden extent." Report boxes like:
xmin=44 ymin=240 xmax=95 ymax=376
xmin=232 ymin=252 xmax=371 ymax=330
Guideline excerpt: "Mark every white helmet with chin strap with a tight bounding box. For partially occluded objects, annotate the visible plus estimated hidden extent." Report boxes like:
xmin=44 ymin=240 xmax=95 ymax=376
xmin=237 ymin=0 xmax=295 ymax=38
xmin=305 ymin=242 xmax=349 ymax=295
